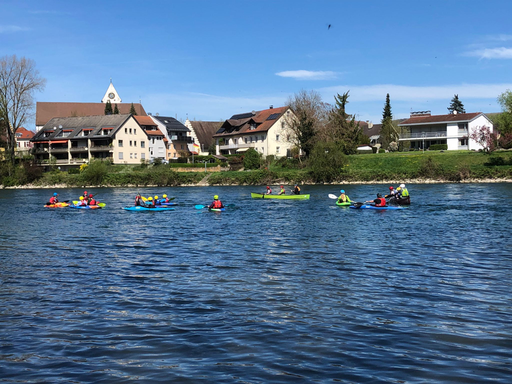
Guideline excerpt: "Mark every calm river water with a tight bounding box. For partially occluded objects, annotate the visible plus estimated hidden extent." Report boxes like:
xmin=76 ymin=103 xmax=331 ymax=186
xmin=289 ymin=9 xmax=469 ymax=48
xmin=0 ymin=183 xmax=511 ymax=383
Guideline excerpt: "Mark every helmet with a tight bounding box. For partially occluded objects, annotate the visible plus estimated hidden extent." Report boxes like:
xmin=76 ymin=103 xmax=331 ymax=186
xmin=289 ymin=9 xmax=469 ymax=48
xmin=280 ymin=186 xmax=284 ymax=189
xmin=389 ymin=186 xmax=394 ymax=190
xmin=214 ymin=195 xmax=219 ymax=200
xmin=84 ymin=191 xmax=87 ymax=194
xmin=340 ymin=190 xmax=345 ymax=193
xmin=79 ymin=196 xmax=83 ymax=200
xmin=148 ymin=197 xmax=153 ymax=201
xmin=400 ymin=184 xmax=405 ymax=188
xmin=397 ymin=187 xmax=401 ymax=191
xmin=267 ymin=186 xmax=270 ymax=189
xmin=89 ymin=194 xmax=93 ymax=197
xmin=377 ymin=193 xmax=382 ymax=198
xmin=163 ymin=194 xmax=167 ymax=198
xmin=154 ymin=196 xmax=158 ymax=200
xmin=53 ymin=192 xmax=58 ymax=196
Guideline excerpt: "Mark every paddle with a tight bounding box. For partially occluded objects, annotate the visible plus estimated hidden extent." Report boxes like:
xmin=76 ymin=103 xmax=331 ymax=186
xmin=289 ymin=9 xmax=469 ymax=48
xmin=352 ymin=202 xmax=364 ymax=208
xmin=328 ymin=194 xmax=338 ymax=199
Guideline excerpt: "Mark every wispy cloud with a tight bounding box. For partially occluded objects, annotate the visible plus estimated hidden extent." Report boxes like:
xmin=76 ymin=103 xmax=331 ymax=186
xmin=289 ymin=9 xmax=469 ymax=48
xmin=318 ymin=83 xmax=512 ymax=102
xmin=0 ymin=25 xmax=29 ymax=33
xmin=276 ymin=70 xmax=337 ymax=80
xmin=465 ymin=47 xmax=512 ymax=59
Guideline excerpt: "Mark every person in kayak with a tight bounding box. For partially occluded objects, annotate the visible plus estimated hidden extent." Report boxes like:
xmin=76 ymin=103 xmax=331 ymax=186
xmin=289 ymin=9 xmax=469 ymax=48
xmin=163 ymin=194 xmax=169 ymax=202
xmin=397 ymin=184 xmax=409 ymax=198
xmin=365 ymin=193 xmax=387 ymax=207
xmin=337 ymin=189 xmax=351 ymax=204
xmin=49 ymin=192 xmax=59 ymax=204
xmin=385 ymin=186 xmax=397 ymax=199
xmin=293 ymin=184 xmax=301 ymax=195
xmin=278 ymin=186 xmax=286 ymax=195
xmin=154 ymin=196 xmax=162 ymax=206
xmin=88 ymin=194 xmax=98 ymax=205
xmin=265 ymin=186 xmax=272 ymax=195
xmin=145 ymin=196 xmax=155 ymax=208
xmin=209 ymin=195 xmax=224 ymax=209
xmin=135 ymin=193 xmax=144 ymax=206
xmin=82 ymin=191 xmax=88 ymax=201
xmin=79 ymin=196 xmax=87 ymax=206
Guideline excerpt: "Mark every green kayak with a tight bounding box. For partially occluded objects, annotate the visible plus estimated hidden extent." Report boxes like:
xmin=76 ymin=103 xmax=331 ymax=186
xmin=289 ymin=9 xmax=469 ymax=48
xmin=251 ymin=193 xmax=310 ymax=200
xmin=336 ymin=201 xmax=351 ymax=207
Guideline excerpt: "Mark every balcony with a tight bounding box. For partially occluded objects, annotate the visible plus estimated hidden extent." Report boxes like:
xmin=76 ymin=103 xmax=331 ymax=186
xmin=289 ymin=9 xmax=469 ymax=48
xmin=33 ymin=148 xmax=49 ymax=154
xmin=70 ymin=147 xmax=88 ymax=152
xmin=171 ymin=136 xmax=194 ymax=143
xmin=399 ymin=131 xmax=447 ymax=141
xmin=219 ymin=142 xmax=256 ymax=150
xmin=49 ymin=147 xmax=69 ymax=153
xmin=90 ymin=145 xmax=113 ymax=152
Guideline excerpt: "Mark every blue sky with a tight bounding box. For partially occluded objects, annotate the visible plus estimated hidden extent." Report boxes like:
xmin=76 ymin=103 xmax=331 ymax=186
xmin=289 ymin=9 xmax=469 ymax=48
xmin=2 ymin=0 xmax=512 ymax=129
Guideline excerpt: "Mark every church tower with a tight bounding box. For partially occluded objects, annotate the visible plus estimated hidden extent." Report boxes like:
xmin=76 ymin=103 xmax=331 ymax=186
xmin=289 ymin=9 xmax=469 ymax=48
xmin=101 ymin=79 xmax=122 ymax=103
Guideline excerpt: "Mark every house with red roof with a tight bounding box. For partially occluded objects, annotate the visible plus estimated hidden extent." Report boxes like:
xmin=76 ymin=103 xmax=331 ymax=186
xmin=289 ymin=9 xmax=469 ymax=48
xmin=14 ymin=127 xmax=35 ymax=153
xmin=398 ymin=111 xmax=494 ymax=151
xmin=213 ymin=106 xmax=296 ymax=157
xmin=135 ymin=115 xmax=168 ymax=162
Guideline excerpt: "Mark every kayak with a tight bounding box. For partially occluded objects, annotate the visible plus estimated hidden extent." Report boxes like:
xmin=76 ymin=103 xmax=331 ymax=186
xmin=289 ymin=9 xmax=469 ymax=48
xmin=160 ymin=202 xmax=178 ymax=206
xmin=336 ymin=201 xmax=351 ymax=207
xmin=70 ymin=204 xmax=103 ymax=209
xmin=388 ymin=196 xmax=411 ymax=206
xmin=251 ymin=193 xmax=310 ymax=200
xmin=350 ymin=204 xmax=404 ymax=210
xmin=44 ymin=202 xmax=69 ymax=208
xmin=123 ymin=206 xmax=175 ymax=212
xmin=209 ymin=208 xmax=225 ymax=212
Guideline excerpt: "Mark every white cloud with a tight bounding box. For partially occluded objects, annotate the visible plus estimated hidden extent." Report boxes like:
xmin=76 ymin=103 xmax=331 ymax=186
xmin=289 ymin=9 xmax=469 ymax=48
xmin=0 ymin=25 xmax=29 ymax=33
xmin=465 ymin=47 xmax=512 ymax=59
xmin=318 ymin=83 xmax=512 ymax=102
xmin=275 ymin=70 xmax=337 ymax=80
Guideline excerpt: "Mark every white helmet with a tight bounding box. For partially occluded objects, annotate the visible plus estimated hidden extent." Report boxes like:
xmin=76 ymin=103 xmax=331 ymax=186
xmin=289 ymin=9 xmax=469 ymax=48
xmin=400 ymin=184 xmax=405 ymax=188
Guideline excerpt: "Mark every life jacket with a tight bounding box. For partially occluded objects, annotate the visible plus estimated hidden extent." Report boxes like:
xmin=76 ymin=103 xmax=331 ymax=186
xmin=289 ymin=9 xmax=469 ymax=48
xmin=266 ymin=188 xmax=272 ymax=194
xmin=280 ymin=189 xmax=285 ymax=194
xmin=375 ymin=197 xmax=387 ymax=207
xmin=49 ymin=197 xmax=57 ymax=204
xmin=212 ymin=200 xmax=223 ymax=209
xmin=294 ymin=186 xmax=301 ymax=194
xmin=164 ymin=198 xmax=169 ymax=202
xmin=89 ymin=199 xmax=97 ymax=205
xmin=155 ymin=200 xmax=161 ymax=206
xmin=339 ymin=195 xmax=350 ymax=203
xmin=135 ymin=197 xmax=141 ymax=206
xmin=401 ymin=188 xmax=409 ymax=197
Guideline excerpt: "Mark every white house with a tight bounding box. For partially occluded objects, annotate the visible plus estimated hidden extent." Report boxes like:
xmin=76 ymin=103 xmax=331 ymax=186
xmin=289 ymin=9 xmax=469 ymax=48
xmin=398 ymin=111 xmax=494 ymax=151
xmin=213 ymin=106 xmax=296 ymax=157
xmin=135 ymin=115 xmax=167 ymax=162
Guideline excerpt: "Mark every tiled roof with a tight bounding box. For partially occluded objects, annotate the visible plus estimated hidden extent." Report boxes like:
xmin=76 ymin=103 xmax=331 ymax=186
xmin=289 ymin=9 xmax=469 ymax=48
xmin=213 ymin=106 xmax=289 ymax=137
xmin=16 ymin=127 xmax=35 ymax=140
xmin=145 ymin=128 xmax=165 ymax=136
xmin=36 ymin=102 xmax=147 ymax=126
xmin=399 ymin=112 xmax=482 ymax=126
xmin=134 ymin=115 xmax=156 ymax=127
xmin=188 ymin=120 xmax=222 ymax=149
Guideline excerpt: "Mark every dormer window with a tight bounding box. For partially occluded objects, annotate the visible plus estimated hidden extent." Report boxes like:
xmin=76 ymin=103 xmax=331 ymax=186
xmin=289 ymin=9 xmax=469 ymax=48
xmin=250 ymin=123 xmax=256 ymax=130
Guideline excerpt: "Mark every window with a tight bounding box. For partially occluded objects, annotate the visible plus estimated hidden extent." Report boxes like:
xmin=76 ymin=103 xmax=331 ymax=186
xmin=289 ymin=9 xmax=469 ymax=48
xmin=134 ymin=153 xmax=137 ymax=158
xmin=83 ymin=130 xmax=90 ymax=136
xmin=152 ymin=138 xmax=155 ymax=144
xmin=119 ymin=152 xmax=124 ymax=160
xmin=129 ymin=128 xmax=132 ymax=134
xmin=130 ymin=153 xmax=133 ymax=159
xmin=118 ymin=140 xmax=123 ymax=147
xmin=134 ymin=129 xmax=136 ymax=135
xmin=181 ymin=144 xmax=184 ymax=149
xmin=244 ymin=137 xmax=248 ymax=144
xmin=276 ymin=134 xmax=280 ymax=142
xmin=141 ymin=153 xmax=145 ymax=159
xmin=261 ymin=135 xmax=264 ymax=141
xmin=255 ymin=136 xmax=259 ymax=143
xmin=281 ymin=122 xmax=285 ymax=129
xmin=134 ymin=141 xmax=137 ymax=147
xmin=125 ymin=128 xmax=127 ymax=134
xmin=234 ymin=138 xmax=238 ymax=145
xmin=141 ymin=141 xmax=145 ymax=148
xmin=130 ymin=141 xmax=132 ymax=146
xmin=276 ymin=146 xmax=280 ymax=154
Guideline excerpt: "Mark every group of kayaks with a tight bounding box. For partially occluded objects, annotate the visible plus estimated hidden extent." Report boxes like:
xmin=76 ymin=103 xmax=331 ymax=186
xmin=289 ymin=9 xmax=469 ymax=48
xmin=44 ymin=201 xmax=105 ymax=209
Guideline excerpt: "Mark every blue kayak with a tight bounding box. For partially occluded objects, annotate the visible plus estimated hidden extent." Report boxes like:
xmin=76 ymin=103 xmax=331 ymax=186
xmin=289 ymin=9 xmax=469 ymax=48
xmin=70 ymin=204 xmax=103 ymax=209
xmin=123 ymin=206 xmax=175 ymax=212
xmin=209 ymin=208 xmax=225 ymax=212
xmin=159 ymin=202 xmax=178 ymax=206
xmin=350 ymin=204 xmax=404 ymax=210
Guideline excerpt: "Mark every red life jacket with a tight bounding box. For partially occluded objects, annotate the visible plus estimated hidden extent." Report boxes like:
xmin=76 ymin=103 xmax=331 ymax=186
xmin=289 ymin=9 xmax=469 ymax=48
xmin=212 ymin=200 xmax=223 ymax=209
xmin=89 ymin=199 xmax=97 ymax=205
xmin=49 ymin=197 xmax=57 ymax=204
xmin=375 ymin=197 xmax=386 ymax=207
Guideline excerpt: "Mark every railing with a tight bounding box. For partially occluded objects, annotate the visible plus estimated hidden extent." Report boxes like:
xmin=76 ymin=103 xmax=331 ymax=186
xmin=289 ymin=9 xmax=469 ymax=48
xmin=70 ymin=147 xmax=88 ymax=152
xmin=171 ymin=136 xmax=194 ymax=143
xmin=33 ymin=148 xmax=49 ymax=154
xmin=219 ymin=142 xmax=256 ymax=150
xmin=399 ymin=131 xmax=447 ymax=140
xmin=49 ymin=147 xmax=69 ymax=153
xmin=90 ymin=145 xmax=113 ymax=151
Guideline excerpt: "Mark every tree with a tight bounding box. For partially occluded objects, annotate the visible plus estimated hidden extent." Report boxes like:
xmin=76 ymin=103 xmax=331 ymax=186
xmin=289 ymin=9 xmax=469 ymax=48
xmin=308 ymin=141 xmax=347 ymax=182
xmin=0 ymin=55 xmax=45 ymax=165
xmin=130 ymin=103 xmax=137 ymax=115
xmin=326 ymin=91 xmax=363 ymax=155
xmin=113 ymin=103 xmax=119 ymax=114
xmin=447 ymin=94 xmax=466 ymax=114
xmin=285 ymin=89 xmax=328 ymax=158
xmin=243 ymin=148 xmax=261 ymax=170
xmin=104 ymin=100 xmax=113 ymax=115
xmin=495 ymin=90 xmax=512 ymax=136
xmin=469 ymin=125 xmax=496 ymax=153
xmin=380 ymin=93 xmax=398 ymax=150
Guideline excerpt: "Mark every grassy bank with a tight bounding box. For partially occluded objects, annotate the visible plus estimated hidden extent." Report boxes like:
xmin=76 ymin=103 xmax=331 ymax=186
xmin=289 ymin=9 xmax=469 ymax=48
xmin=1 ymin=151 xmax=512 ymax=188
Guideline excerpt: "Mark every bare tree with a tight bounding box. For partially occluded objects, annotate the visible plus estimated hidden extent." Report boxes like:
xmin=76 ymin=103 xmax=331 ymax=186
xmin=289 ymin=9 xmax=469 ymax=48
xmin=284 ymin=89 xmax=329 ymax=158
xmin=0 ymin=55 xmax=46 ymax=165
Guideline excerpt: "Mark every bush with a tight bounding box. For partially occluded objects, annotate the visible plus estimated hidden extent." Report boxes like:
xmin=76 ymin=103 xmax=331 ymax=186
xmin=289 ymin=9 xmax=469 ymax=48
xmin=307 ymin=142 xmax=347 ymax=183
xmin=243 ymin=148 xmax=261 ymax=170
xmin=80 ymin=160 xmax=109 ymax=185
xmin=68 ymin=168 xmax=80 ymax=174
xmin=379 ymin=148 xmax=385 ymax=153
xmin=429 ymin=144 xmax=448 ymax=151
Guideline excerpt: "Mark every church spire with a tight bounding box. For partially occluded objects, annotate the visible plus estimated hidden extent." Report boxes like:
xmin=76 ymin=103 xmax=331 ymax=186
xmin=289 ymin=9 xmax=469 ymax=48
xmin=102 ymin=80 xmax=122 ymax=103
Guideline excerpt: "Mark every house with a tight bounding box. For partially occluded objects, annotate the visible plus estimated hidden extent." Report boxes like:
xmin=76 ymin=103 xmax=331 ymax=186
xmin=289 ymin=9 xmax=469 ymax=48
xmin=135 ymin=116 xmax=167 ymax=162
xmin=31 ymin=114 xmax=149 ymax=166
xmin=398 ymin=111 xmax=493 ymax=151
xmin=149 ymin=115 xmax=194 ymax=159
xmin=213 ymin=106 xmax=295 ymax=157
xmin=184 ymin=119 xmax=222 ymax=156
xmin=14 ymin=127 xmax=35 ymax=153
xmin=35 ymin=102 xmax=147 ymax=131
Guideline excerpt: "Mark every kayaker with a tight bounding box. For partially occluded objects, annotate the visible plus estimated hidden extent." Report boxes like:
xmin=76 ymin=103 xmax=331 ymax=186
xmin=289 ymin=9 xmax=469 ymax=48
xmin=293 ymin=184 xmax=301 ymax=195
xmin=163 ymin=194 xmax=169 ymax=203
xmin=265 ymin=186 xmax=272 ymax=195
xmin=82 ymin=191 xmax=88 ymax=200
xmin=385 ymin=186 xmax=397 ymax=199
xmin=208 ymin=195 xmax=224 ymax=209
xmin=79 ymin=196 xmax=87 ymax=206
xmin=154 ymin=196 xmax=162 ymax=206
xmin=398 ymin=184 xmax=409 ymax=198
xmin=365 ymin=193 xmax=387 ymax=207
xmin=146 ymin=196 xmax=155 ymax=208
xmin=278 ymin=186 xmax=286 ymax=195
xmin=135 ymin=193 xmax=143 ymax=206
xmin=49 ymin=192 xmax=59 ymax=204
xmin=337 ymin=189 xmax=351 ymax=204
xmin=89 ymin=194 xmax=98 ymax=206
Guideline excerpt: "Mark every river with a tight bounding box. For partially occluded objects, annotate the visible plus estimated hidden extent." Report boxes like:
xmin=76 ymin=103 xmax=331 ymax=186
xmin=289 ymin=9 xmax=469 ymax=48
xmin=0 ymin=183 xmax=511 ymax=383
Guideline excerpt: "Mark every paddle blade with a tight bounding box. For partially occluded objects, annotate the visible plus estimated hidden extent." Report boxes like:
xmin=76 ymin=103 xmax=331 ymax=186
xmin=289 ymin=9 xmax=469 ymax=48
xmin=98 ymin=203 xmax=106 ymax=207
xmin=328 ymin=194 xmax=338 ymax=199
xmin=194 ymin=205 xmax=206 ymax=209
xmin=352 ymin=202 xmax=364 ymax=208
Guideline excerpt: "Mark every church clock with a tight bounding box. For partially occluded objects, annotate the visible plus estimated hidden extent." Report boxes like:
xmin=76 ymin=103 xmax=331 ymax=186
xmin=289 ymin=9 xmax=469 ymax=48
xmin=108 ymin=92 xmax=115 ymax=99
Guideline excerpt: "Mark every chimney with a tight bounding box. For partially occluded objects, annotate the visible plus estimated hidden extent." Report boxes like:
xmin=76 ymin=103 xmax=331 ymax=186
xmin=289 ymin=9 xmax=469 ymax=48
xmin=148 ymin=112 xmax=152 ymax=116
xmin=269 ymin=105 xmax=273 ymax=109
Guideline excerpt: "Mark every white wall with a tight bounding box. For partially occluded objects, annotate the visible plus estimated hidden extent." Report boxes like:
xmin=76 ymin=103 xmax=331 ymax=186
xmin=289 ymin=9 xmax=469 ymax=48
xmin=468 ymin=115 xmax=493 ymax=151
xmin=112 ymin=116 xmax=149 ymax=164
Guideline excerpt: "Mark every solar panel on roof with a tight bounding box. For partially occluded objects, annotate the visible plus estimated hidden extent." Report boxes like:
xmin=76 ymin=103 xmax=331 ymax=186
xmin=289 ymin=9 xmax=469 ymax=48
xmin=216 ymin=127 xmax=226 ymax=134
xmin=266 ymin=113 xmax=280 ymax=121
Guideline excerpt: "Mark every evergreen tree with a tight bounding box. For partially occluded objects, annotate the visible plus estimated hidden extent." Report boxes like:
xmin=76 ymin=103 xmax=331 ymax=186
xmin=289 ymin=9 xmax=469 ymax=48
xmin=447 ymin=94 xmax=466 ymax=114
xmin=113 ymin=104 xmax=119 ymax=114
xmin=380 ymin=93 xmax=398 ymax=150
xmin=130 ymin=103 xmax=137 ymax=115
xmin=104 ymin=100 xmax=113 ymax=115
xmin=327 ymin=91 xmax=362 ymax=155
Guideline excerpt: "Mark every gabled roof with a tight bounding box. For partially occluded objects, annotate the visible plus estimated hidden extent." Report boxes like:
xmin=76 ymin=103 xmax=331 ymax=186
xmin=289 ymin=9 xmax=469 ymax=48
xmin=187 ymin=120 xmax=222 ymax=149
xmin=152 ymin=116 xmax=190 ymax=133
xmin=36 ymin=102 xmax=147 ymax=126
xmin=399 ymin=112 xmax=483 ymax=126
xmin=32 ymin=114 xmax=135 ymax=142
xmin=213 ymin=106 xmax=289 ymax=137
xmin=134 ymin=115 xmax=157 ymax=127
xmin=16 ymin=127 xmax=35 ymax=140
xmin=145 ymin=128 xmax=165 ymax=137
